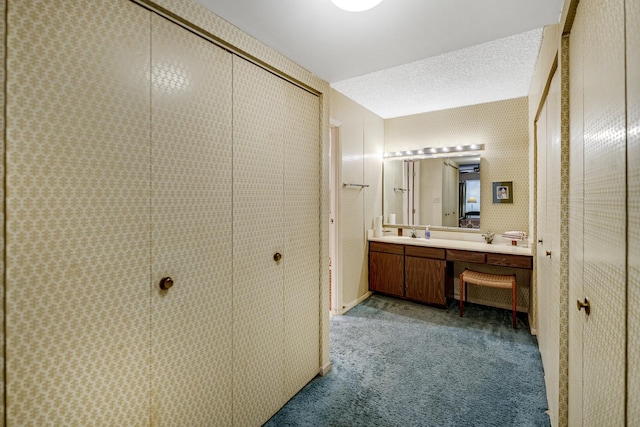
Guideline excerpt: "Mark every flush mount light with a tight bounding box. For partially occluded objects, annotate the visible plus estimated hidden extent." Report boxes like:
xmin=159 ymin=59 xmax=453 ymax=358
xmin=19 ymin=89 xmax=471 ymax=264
xmin=330 ymin=0 xmax=384 ymax=12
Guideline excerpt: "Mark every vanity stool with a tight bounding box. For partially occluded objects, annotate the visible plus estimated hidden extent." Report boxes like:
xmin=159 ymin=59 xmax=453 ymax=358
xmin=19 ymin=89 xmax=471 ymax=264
xmin=459 ymin=269 xmax=517 ymax=328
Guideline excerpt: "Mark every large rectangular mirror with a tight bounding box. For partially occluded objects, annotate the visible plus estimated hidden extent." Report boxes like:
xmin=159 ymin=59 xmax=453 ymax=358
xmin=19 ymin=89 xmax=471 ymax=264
xmin=383 ymin=155 xmax=481 ymax=229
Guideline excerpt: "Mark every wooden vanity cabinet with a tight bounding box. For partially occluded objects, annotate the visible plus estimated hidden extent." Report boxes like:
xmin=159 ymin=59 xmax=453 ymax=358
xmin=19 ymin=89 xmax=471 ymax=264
xmin=404 ymin=246 xmax=451 ymax=307
xmin=368 ymin=243 xmax=452 ymax=307
xmin=369 ymin=242 xmax=405 ymax=297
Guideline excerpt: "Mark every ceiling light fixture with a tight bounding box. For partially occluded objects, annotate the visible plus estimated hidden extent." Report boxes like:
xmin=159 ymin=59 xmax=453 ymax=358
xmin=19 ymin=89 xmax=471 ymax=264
xmin=330 ymin=0 xmax=384 ymax=12
xmin=383 ymin=144 xmax=485 ymax=159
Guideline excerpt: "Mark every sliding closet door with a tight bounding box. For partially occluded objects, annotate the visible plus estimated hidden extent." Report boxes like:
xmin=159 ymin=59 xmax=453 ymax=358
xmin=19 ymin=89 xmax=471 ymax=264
xmin=536 ymin=69 xmax=561 ymax=427
xmin=573 ymin=0 xmax=627 ymax=423
xmin=150 ymin=15 xmax=233 ymax=425
xmin=232 ymin=55 xmax=321 ymax=425
xmin=5 ymin=0 xmax=151 ymax=424
xmin=232 ymin=56 xmax=287 ymax=426
xmin=283 ymin=78 xmax=321 ymax=399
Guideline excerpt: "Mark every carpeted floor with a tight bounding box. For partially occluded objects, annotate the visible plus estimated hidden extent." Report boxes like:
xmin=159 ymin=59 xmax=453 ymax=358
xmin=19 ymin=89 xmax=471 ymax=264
xmin=265 ymin=294 xmax=550 ymax=427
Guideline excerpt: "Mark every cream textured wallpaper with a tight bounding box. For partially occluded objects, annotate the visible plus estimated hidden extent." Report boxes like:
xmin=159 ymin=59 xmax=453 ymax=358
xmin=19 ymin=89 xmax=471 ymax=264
xmin=568 ymin=9 xmax=585 ymax=425
xmin=150 ymin=14 xmax=234 ymax=424
xmin=536 ymin=69 xmax=561 ymax=427
xmin=6 ymin=1 xmax=152 ymax=423
xmin=557 ymin=35 xmax=571 ymax=427
xmin=0 ymin=0 xmax=5 ymax=422
xmin=141 ymin=0 xmax=332 ymax=371
xmin=233 ymin=55 xmax=321 ymax=426
xmin=384 ymin=98 xmax=532 ymax=311
xmin=580 ymin=0 xmax=627 ymax=423
xmin=528 ymin=23 xmax=561 ymax=336
xmin=385 ymin=97 xmax=530 ymax=235
xmin=4 ymin=0 xmax=326 ymax=424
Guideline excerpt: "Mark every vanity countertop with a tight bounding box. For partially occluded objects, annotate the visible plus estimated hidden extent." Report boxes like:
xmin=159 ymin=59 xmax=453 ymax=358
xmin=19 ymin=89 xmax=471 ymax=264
xmin=369 ymin=235 xmax=532 ymax=257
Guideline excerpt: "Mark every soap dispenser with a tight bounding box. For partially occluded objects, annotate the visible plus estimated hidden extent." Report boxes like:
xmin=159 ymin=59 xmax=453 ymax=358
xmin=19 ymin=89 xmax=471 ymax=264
xmin=425 ymin=225 xmax=431 ymax=240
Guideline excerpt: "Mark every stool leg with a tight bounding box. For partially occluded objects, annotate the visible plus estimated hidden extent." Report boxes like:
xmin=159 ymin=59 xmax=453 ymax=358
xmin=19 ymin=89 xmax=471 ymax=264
xmin=459 ymin=273 xmax=464 ymax=317
xmin=512 ymin=277 xmax=517 ymax=329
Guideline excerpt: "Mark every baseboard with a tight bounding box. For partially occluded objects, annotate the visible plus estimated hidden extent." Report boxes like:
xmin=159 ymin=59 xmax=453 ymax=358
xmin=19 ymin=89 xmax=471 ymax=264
xmin=319 ymin=362 xmax=332 ymax=376
xmin=529 ymin=311 xmax=537 ymax=335
xmin=339 ymin=292 xmax=372 ymax=315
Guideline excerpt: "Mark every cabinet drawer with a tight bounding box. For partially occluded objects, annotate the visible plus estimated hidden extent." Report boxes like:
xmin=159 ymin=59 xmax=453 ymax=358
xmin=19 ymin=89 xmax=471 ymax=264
xmin=446 ymin=249 xmax=486 ymax=264
xmin=369 ymin=241 xmax=404 ymax=255
xmin=405 ymin=245 xmax=446 ymax=260
xmin=486 ymin=253 xmax=533 ymax=269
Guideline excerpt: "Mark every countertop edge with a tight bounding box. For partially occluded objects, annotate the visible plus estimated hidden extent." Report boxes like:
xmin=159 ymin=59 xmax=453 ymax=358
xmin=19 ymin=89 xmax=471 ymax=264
xmin=368 ymin=236 xmax=533 ymax=256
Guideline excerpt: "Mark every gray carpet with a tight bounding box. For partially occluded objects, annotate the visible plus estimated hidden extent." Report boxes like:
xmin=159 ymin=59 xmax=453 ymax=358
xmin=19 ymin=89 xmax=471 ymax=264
xmin=265 ymin=294 xmax=551 ymax=427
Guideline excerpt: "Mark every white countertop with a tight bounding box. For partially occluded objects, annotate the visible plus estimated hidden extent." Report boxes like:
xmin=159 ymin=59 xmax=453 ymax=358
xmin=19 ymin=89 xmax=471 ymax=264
xmin=369 ymin=235 xmax=532 ymax=256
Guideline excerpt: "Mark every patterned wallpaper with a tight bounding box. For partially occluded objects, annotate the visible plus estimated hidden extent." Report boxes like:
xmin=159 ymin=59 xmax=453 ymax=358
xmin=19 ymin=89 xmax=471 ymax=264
xmin=384 ymin=98 xmax=531 ymax=312
xmin=140 ymin=0 xmax=332 ymax=372
xmin=4 ymin=0 xmax=327 ymax=424
xmin=0 ymin=0 xmax=5 ymax=423
xmin=385 ymin=97 xmax=530 ymax=235
xmin=6 ymin=1 xmax=153 ymax=423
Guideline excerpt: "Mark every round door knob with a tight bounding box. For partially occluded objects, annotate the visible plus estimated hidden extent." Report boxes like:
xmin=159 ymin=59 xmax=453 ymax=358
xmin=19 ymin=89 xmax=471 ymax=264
xmin=159 ymin=276 xmax=174 ymax=290
xmin=546 ymin=251 xmax=552 ymax=257
xmin=273 ymin=253 xmax=282 ymax=262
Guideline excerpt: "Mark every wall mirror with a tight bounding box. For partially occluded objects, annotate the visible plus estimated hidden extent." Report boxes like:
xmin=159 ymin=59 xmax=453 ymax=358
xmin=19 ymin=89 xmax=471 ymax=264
xmin=383 ymin=154 xmax=481 ymax=230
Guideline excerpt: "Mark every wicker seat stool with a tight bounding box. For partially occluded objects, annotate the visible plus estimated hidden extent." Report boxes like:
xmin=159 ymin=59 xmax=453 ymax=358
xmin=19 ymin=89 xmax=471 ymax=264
xmin=459 ymin=269 xmax=517 ymax=328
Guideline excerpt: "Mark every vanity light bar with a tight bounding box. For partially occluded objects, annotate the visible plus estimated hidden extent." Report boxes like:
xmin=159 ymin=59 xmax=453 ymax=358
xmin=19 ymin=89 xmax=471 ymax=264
xmin=383 ymin=144 xmax=484 ymax=159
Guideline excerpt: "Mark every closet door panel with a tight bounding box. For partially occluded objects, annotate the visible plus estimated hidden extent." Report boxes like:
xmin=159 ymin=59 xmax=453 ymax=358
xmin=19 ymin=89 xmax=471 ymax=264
xmin=232 ymin=56 xmax=286 ymax=426
xmin=283 ymin=86 xmax=321 ymax=398
xmin=151 ymin=15 xmax=233 ymax=425
xmin=581 ymin=0 xmax=627 ymax=423
xmin=626 ymin=0 xmax=639 ymax=422
xmin=5 ymin=1 xmax=151 ymax=424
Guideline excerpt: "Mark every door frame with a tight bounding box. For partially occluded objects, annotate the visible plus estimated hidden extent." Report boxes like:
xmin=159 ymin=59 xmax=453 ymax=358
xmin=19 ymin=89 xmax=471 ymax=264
xmin=329 ymin=118 xmax=342 ymax=315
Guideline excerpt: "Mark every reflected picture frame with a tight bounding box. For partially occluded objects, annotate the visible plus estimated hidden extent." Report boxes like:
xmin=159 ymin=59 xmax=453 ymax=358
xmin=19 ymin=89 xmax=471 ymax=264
xmin=492 ymin=181 xmax=513 ymax=203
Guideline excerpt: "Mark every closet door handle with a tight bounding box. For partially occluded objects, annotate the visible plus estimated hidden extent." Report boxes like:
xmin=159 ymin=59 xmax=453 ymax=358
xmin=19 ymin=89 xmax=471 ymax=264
xmin=273 ymin=253 xmax=282 ymax=262
xmin=546 ymin=251 xmax=552 ymax=257
xmin=577 ymin=298 xmax=590 ymax=315
xmin=538 ymin=239 xmax=543 ymax=244
xmin=159 ymin=276 xmax=174 ymax=290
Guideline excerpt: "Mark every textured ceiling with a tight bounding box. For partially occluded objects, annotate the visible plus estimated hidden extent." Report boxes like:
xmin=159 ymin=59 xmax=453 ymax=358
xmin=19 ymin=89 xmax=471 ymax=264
xmin=333 ymin=28 xmax=544 ymax=118
xmin=195 ymin=0 xmax=563 ymax=118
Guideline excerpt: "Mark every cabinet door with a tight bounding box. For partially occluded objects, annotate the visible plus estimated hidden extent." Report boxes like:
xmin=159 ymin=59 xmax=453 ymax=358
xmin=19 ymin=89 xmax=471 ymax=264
xmin=369 ymin=251 xmax=404 ymax=296
xmin=405 ymin=257 xmax=446 ymax=305
xmin=151 ymin=15 xmax=233 ymax=425
xmin=6 ymin=1 xmax=151 ymax=424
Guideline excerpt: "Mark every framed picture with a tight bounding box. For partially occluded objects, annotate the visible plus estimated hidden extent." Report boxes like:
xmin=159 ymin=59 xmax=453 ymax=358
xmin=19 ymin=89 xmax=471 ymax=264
xmin=492 ymin=181 xmax=513 ymax=203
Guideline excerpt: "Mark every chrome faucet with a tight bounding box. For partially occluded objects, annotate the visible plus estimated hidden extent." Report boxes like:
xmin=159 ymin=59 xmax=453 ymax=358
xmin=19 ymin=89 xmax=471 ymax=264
xmin=410 ymin=227 xmax=417 ymax=238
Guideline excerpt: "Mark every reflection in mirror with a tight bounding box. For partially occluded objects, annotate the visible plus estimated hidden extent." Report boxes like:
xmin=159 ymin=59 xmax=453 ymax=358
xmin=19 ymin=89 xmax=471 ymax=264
xmin=383 ymin=155 xmax=481 ymax=229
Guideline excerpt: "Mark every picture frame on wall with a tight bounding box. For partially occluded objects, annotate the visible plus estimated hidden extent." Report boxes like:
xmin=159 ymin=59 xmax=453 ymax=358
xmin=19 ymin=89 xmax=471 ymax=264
xmin=492 ymin=181 xmax=513 ymax=203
